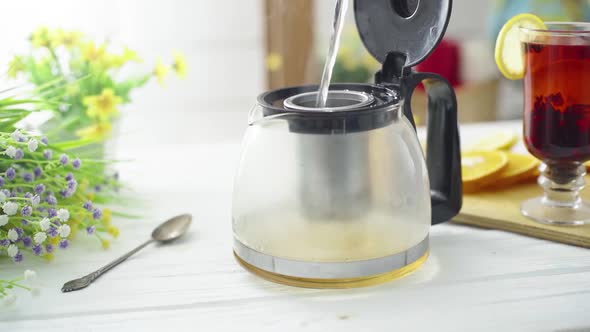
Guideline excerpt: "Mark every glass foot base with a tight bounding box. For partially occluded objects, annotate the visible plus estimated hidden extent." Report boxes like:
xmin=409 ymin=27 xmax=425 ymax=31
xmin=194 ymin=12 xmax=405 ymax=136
xmin=521 ymin=197 xmax=590 ymax=226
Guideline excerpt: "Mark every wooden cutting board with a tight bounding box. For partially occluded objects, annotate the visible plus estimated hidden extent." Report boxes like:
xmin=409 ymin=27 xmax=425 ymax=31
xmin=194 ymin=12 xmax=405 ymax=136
xmin=454 ymin=178 xmax=590 ymax=248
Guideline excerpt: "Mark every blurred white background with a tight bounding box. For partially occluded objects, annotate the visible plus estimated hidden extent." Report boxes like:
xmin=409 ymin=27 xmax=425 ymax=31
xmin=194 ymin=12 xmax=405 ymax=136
xmin=1 ymin=0 xmax=499 ymax=147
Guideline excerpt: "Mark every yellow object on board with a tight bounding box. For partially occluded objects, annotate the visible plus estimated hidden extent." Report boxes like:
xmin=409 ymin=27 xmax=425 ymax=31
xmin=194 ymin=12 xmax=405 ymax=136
xmin=462 ymin=150 xmax=509 ymax=193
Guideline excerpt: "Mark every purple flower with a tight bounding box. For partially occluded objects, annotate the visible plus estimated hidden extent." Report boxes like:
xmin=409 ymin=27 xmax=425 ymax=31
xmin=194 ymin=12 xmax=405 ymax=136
xmin=21 ymin=219 xmax=28 ymax=226
xmin=41 ymin=136 xmax=48 ymax=145
xmin=0 ymin=176 xmax=4 ymax=188
xmin=6 ymin=167 xmax=16 ymax=181
xmin=92 ymin=208 xmax=103 ymax=220
xmin=47 ymin=208 xmax=57 ymax=218
xmin=16 ymin=187 xmax=22 ymax=193
xmin=47 ymin=227 xmax=58 ymax=237
xmin=22 ymin=236 xmax=32 ymax=247
xmin=59 ymin=239 xmax=69 ymax=249
xmin=14 ymin=228 xmax=23 ymax=238
xmin=86 ymin=226 xmax=95 ymax=234
xmin=32 ymin=244 xmax=43 ymax=255
xmin=45 ymin=243 xmax=54 ymax=253
xmin=67 ymin=179 xmax=77 ymax=191
xmin=33 ymin=167 xmax=42 ymax=178
xmin=0 ymin=239 xmax=9 ymax=246
xmin=60 ymin=189 xmax=74 ymax=198
xmin=23 ymin=192 xmax=32 ymax=199
xmin=72 ymin=158 xmax=81 ymax=169
xmin=35 ymin=184 xmax=45 ymax=195
xmin=65 ymin=172 xmax=74 ymax=181
xmin=13 ymin=252 xmax=23 ymax=263
xmin=14 ymin=148 xmax=24 ymax=160
xmin=46 ymin=195 xmax=57 ymax=206
xmin=23 ymin=172 xmax=33 ymax=182
xmin=83 ymin=201 xmax=93 ymax=211
xmin=59 ymin=154 xmax=69 ymax=165
xmin=43 ymin=149 xmax=52 ymax=160
xmin=94 ymin=185 xmax=102 ymax=192
xmin=21 ymin=206 xmax=32 ymax=217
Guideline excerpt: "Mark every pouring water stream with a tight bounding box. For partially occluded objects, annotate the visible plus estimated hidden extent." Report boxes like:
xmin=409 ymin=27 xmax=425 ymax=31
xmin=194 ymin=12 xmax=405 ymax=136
xmin=315 ymin=0 xmax=349 ymax=109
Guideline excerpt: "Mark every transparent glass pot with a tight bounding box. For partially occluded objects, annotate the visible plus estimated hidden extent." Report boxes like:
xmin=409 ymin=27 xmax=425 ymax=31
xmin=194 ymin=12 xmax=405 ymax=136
xmin=232 ymin=80 xmax=462 ymax=288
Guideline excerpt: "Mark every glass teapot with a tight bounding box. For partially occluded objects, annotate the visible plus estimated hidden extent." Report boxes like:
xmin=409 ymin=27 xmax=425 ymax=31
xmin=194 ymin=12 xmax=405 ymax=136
xmin=232 ymin=0 xmax=462 ymax=288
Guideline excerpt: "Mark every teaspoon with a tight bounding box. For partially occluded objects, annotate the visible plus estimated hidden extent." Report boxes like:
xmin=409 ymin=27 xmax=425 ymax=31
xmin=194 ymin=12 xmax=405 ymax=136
xmin=61 ymin=213 xmax=192 ymax=292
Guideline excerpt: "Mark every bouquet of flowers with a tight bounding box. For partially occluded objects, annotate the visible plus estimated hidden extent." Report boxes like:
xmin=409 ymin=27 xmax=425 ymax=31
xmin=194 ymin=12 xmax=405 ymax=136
xmin=7 ymin=26 xmax=186 ymax=142
xmin=1 ymin=27 xmax=187 ymax=303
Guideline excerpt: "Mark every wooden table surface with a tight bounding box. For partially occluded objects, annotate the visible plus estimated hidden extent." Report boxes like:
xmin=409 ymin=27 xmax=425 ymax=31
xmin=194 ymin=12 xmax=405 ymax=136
xmin=1 ymin=114 xmax=589 ymax=331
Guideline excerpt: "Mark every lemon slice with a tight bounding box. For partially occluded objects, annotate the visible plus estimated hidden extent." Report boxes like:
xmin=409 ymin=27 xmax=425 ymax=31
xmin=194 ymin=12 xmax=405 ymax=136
xmin=466 ymin=132 xmax=518 ymax=151
xmin=462 ymin=150 xmax=509 ymax=193
xmin=495 ymin=13 xmax=546 ymax=80
xmin=486 ymin=153 xmax=540 ymax=189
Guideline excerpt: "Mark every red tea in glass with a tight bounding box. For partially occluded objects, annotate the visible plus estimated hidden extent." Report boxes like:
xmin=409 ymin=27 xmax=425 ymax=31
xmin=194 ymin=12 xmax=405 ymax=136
xmin=520 ymin=23 xmax=590 ymax=226
xmin=523 ymin=42 xmax=590 ymax=162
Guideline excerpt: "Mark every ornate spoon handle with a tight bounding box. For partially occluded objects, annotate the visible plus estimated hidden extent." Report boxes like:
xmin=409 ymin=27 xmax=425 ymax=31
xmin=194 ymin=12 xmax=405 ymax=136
xmin=62 ymin=239 xmax=154 ymax=292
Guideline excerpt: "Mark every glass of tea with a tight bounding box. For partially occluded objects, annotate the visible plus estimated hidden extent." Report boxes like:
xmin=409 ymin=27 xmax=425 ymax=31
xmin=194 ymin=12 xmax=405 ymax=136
xmin=520 ymin=22 xmax=590 ymax=225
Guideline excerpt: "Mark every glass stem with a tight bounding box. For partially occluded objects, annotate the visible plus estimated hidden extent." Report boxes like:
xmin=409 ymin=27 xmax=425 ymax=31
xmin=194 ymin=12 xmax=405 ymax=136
xmin=539 ymin=162 xmax=586 ymax=208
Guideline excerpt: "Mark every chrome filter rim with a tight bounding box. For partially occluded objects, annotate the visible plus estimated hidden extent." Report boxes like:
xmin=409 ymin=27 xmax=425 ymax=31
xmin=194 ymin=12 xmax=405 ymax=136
xmin=283 ymin=90 xmax=375 ymax=112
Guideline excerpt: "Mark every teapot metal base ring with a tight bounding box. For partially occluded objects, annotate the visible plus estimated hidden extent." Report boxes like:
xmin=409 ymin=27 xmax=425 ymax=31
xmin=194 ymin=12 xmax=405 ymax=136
xmin=233 ymin=236 xmax=429 ymax=288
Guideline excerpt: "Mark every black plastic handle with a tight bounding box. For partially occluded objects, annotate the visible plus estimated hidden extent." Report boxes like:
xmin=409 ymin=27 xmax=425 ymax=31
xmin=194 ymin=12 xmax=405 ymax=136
xmin=401 ymin=72 xmax=462 ymax=224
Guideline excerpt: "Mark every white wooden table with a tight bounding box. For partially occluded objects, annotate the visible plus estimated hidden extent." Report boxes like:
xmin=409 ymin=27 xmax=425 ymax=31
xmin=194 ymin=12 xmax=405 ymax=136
xmin=1 ymin=113 xmax=589 ymax=331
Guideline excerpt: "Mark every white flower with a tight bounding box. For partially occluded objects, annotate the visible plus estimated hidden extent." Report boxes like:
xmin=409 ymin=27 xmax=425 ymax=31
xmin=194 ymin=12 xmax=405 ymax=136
xmin=27 ymin=139 xmax=38 ymax=152
xmin=57 ymin=208 xmax=69 ymax=222
xmin=0 ymin=215 xmax=8 ymax=227
xmin=24 ymin=269 xmax=37 ymax=281
xmin=39 ymin=217 xmax=50 ymax=231
xmin=58 ymin=224 xmax=71 ymax=238
xmin=7 ymin=229 xmax=18 ymax=241
xmin=2 ymin=201 xmax=18 ymax=216
xmin=6 ymin=244 xmax=18 ymax=257
xmin=31 ymin=195 xmax=40 ymax=207
xmin=34 ymin=232 xmax=47 ymax=244
xmin=10 ymin=129 xmax=23 ymax=142
xmin=4 ymin=146 xmax=16 ymax=158
xmin=2 ymin=294 xmax=16 ymax=306
xmin=0 ymin=191 xmax=6 ymax=203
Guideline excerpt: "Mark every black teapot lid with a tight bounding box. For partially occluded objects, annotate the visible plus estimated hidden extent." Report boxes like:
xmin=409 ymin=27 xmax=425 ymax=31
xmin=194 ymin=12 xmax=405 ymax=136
xmin=354 ymin=0 xmax=452 ymax=68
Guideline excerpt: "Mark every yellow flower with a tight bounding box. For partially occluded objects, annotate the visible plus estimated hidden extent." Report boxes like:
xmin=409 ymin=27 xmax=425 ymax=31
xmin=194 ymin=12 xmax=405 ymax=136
xmin=101 ymin=239 xmax=110 ymax=249
xmin=172 ymin=51 xmax=187 ymax=78
xmin=30 ymin=26 xmax=51 ymax=48
xmin=49 ymin=237 xmax=60 ymax=246
xmin=75 ymin=122 xmax=113 ymax=140
xmin=102 ymin=208 xmax=112 ymax=226
xmin=154 ymin=59 xmax=169 ymax=85
xmin=61 ymin=30 xmax=82 ymax=48
xmin=44 ymin=253 xmax=55 ymax=261
xmin=266 ymin=52 xmax=283 ymax=72
xmin=122 ymin=47 xmax=141 ymax=63
xmin=83 ymin=88 xmax=122 ymax=121
xmin=48 ymin=28 xmax=64 ymax=47
xmin=107 ymin=226 xmax=120 ymax=238
xmin=107 ymin=47 xmax=141 ymax=68
xmin=154 ymin=59 xmax=170 ymax=84
xmin=81 ymin=42 xmax=107 ymax=65
xmin=7 ymin=56 xmax=25 ymax=79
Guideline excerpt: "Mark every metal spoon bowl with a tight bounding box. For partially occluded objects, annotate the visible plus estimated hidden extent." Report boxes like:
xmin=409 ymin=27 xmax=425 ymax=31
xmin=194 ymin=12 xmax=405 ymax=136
xmin=62 ymin=213 xmax=192 ymax=292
